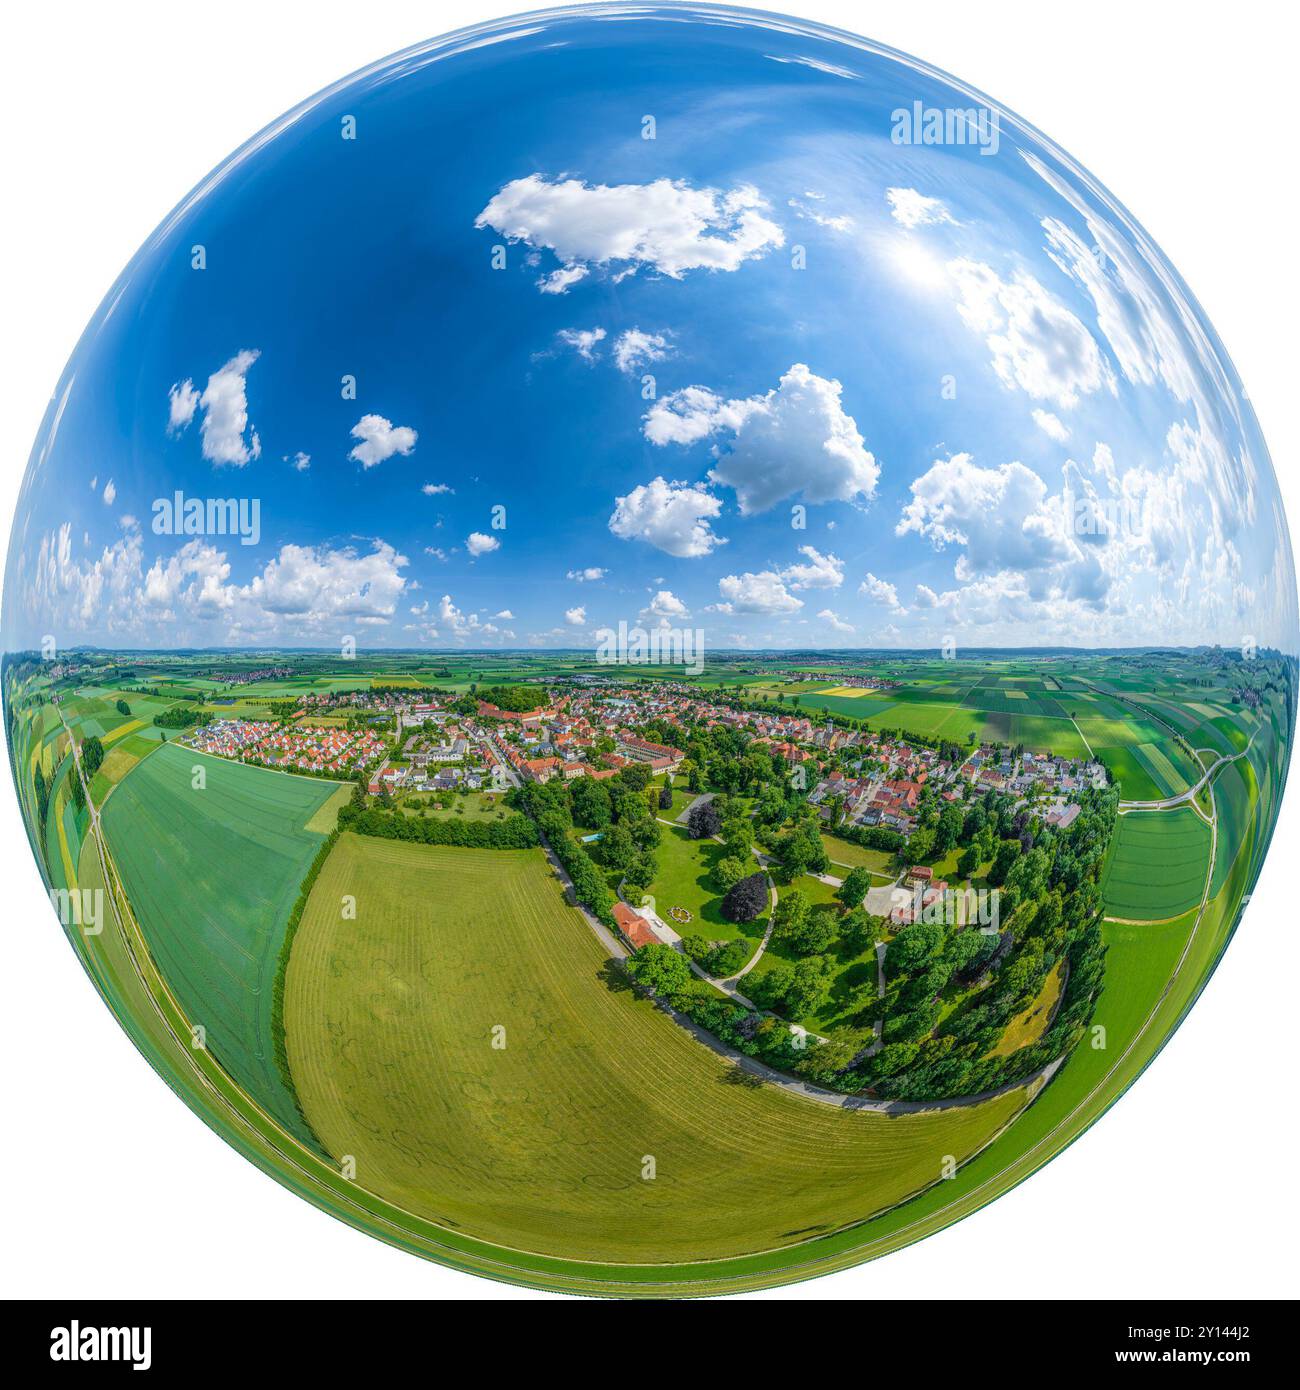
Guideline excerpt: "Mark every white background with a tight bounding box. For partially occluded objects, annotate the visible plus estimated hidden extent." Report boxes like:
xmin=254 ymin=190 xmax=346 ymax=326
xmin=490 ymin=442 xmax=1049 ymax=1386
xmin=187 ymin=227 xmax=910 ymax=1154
xmin=1 ymin=0 xmax=1296 ymax=1302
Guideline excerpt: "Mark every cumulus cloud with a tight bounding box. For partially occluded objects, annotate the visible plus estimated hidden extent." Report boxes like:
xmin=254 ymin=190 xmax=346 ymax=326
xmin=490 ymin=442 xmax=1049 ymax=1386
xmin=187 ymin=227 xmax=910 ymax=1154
xmin=644 ymin=363 xmax=878 ymax=515
xmin=167 ymin=350 xmax=261 ymax=465
xmin=348 ymin=414 xmax=418 ymax=468
xmin=818 ymin=608 xmax=855 ymax=633
xmin=859 ymin=572 xmax=905 ymax=612
xmin=466 ymin=531 xmax=500 ymax=557
xmin=102 ymin=479 xmax=116 ymax=506
xmin=781 ymin=545 xmax=843 ymax=589
xmin=564 ymin=605 xmax=587 ymax=626
xmin=947 ymin=259 xmax=1114 ymax=409
xmin=886 ymin=187 xmax=955 ymax=229
xmin=613 ymin=328 xmax=672 ymax=374
xmin=1032 ymin=409 xmax=1070 ymax=442
xmin=641 ymin=589 xmax=689 ymax=622
xmin=608 ymin=475 xmax=725 ymax=557
xmin=556 ymin=326 xmax=607 ymax=361
xmin=716 ymin=570 xmax=802 ymax=615
xmin=422 ymin=481 xmax=453 ymax=495
xmin=287 ymin=452 xmax=311 ymax=471
xmin=474 ymin=174 xmax=784 ymax=291
xmin=897 ymin=453 xmax=1067 ymax=575
xmin=567 ymin=566 xmax=605 ymax=582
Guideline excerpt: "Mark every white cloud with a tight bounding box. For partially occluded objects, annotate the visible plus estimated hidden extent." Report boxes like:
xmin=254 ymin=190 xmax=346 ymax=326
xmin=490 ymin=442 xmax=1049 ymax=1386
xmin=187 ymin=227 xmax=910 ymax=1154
xmin=564 ymin=605 xmax=587 ymax=626
xmin=859 ymin=572 xmax=903 ymax=611
xmin=422 ymin=481 xmax=453 ymax=495
xmin=438 ymin=593 xmax=482 ymax=639
xmin=556 ymin=326 xmax=607 ymax=361
xmin=645 ymin=363 xmax=878 ymax=515
xmin=475 ymin=174 xmax=784 ymax=290
xmin=167 ymin=350 xmax=261 ymax=465
xmin=897 ymin=453 xmax=1066 ymax=574
xmin=781 ymin=545 xmax=843 ymax=590
xmin=788 ymin=196 xmax=853 ymax=233
xmin=1031 ymin=409 xmax=1070 ymax=442
xmin=287 ymin=451 xmax=311 ymax=471
xmin=349 ymin=414 xmax=418 ymax=468
xmin=167 ymin=380 xmax=200 ymax=434
xmin=716 ymin=570 xmax=802 ymax=615
xmin=886 ymin=187 xmax=955 ymax=229
xmin=566 ymin=566 xmax=605 ymax=582
xmin=764 ymin=54 xmax=857 ymax=79
xmin=641 ymin=589 xmax=689 ymax=622
xmin=102 ymin=479 xmax=116 ymax=506
xmin=613 ymin=328 xmax=672 ymax=374
xmin=466 ymin=531 xmax=500 ymax=557
xmin=947 ymin=259 xmax=1114 ymax=409
xmin=608 ymin=475 xmax=725 ymax=557
xmin=817 ymin=608 xmax=854 ymax=633
xmin=494 ymin=609 xmax=514 ymax=620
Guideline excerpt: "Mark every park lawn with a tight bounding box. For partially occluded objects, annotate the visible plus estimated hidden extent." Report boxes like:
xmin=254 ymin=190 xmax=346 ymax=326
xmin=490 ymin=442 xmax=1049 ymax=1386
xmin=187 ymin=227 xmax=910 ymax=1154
xmin=101 ymin=742 xmax=343 ymax=1148
xmin=408 ymin=789 xmax=514 ymax=823
xmin=283 ymin=833 xmax=1027 ymax=1264
xmin=819 ymin=832 xmax=894 ymax=878
xmin=646 ymin=824 xmax=767 ymax=944
xmin=1102 ymin=808 xmax=1211 ymax=920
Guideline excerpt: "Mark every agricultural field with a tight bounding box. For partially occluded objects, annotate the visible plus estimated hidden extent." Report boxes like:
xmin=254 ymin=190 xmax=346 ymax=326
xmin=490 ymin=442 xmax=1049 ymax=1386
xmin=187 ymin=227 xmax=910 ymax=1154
xmin=1 ymin=640 xmax=1290 ymax=1294
xmin=101 ymin=742 xmax=345 ymax=1146
xmin=1102 ymin=808 xmax=1211 ymax=921
xmin=284 ymin=833 xmax=1032 ymax=1264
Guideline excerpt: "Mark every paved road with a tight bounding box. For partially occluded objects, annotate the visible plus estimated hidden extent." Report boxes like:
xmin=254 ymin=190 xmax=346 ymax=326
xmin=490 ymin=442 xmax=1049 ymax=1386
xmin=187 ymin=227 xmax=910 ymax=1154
xmin=1118 ymin=732 xmax=1256 ymax=811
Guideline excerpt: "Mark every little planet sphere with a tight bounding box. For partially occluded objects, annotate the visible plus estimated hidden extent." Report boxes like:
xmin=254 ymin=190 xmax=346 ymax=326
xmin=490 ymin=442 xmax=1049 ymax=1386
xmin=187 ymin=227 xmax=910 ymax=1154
xmin=3 ymin=4 xmax=1295 ymax=1297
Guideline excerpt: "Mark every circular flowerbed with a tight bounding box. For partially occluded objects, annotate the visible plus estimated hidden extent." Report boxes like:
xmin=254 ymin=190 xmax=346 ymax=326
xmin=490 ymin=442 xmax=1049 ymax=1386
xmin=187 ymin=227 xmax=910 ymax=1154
xmin=668 ymin=906 xmax=692 ymax=924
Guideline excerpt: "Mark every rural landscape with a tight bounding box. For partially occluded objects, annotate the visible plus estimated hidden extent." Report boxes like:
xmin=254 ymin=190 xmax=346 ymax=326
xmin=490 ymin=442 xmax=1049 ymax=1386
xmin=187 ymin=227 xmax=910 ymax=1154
xmin=4 ymin=642 xmax=1291 ymax=1291
xmin=4 ymin=2 xmax=1297 ymax=1297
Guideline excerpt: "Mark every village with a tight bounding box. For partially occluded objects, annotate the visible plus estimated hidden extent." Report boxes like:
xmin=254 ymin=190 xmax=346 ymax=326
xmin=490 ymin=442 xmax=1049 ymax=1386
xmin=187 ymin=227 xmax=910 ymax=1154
xmin=177 ymin=675 xmax=1105 ymax=843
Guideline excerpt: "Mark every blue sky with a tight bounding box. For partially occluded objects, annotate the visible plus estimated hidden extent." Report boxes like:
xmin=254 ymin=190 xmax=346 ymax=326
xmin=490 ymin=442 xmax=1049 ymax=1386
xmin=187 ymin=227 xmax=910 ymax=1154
xmin=5 ymin=3 xmax=1295 ymax=654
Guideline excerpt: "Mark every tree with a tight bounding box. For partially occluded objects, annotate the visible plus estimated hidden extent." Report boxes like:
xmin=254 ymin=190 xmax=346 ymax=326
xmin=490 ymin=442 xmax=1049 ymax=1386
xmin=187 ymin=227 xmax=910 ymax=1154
xmin=115 ymin=698 xmax=131 ymax=717
xmin=687 ymin=799 xmax=722 ymax=840
xmin=957 ymin=843 xmax=982 ymax=878
xmin=624 ymin=943 xmax=692 ymax=995
xmin=81 ymin=735 xmax=105 ymax=778
xmin=886 ymin=921 xmax=944 ymax=975
xmin=784 ymin=955 xmax=834 ymax=1016
xmin=987 ymin=838 xmax=1021 ymax=886
xmin=69 ymin=771 xmax=86 ymax=811
xmin=570 ymin=777 xmax=612 ymax=829
xmin=835 ymin=866 xmax=873 ymax=909
xmin=658 ymin=783 xmax=673 ymax=811
xmin=707 ymin=939 xmax=750 ymax=977
xmin=771 ymin=889 xmax=810 ymax=944
xmin=721 ymin=872 xmax=768 ymax=923
xmin=905 ymin=826 xmax=935 ymax=862
xmin=597 ymin=822 xmax=637 ymax=874
xmin=839 ymin=907 xmax=879 ymax=956
xmin=712 ymin=855 xmax=746 ymax=895
xmin=783 ymin=905 xmax=838 ymax=956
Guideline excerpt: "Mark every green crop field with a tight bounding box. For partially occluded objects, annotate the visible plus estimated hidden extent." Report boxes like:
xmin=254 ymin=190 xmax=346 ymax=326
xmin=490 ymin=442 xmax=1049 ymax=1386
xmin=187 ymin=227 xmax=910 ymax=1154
xmin=1102 ymin=808 xmax=1211 ymax=920
xmin=284 ymin=833 xmax=1031 ymax=1266
xmin=101 ymin=743 xmax=344 ymax=1146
